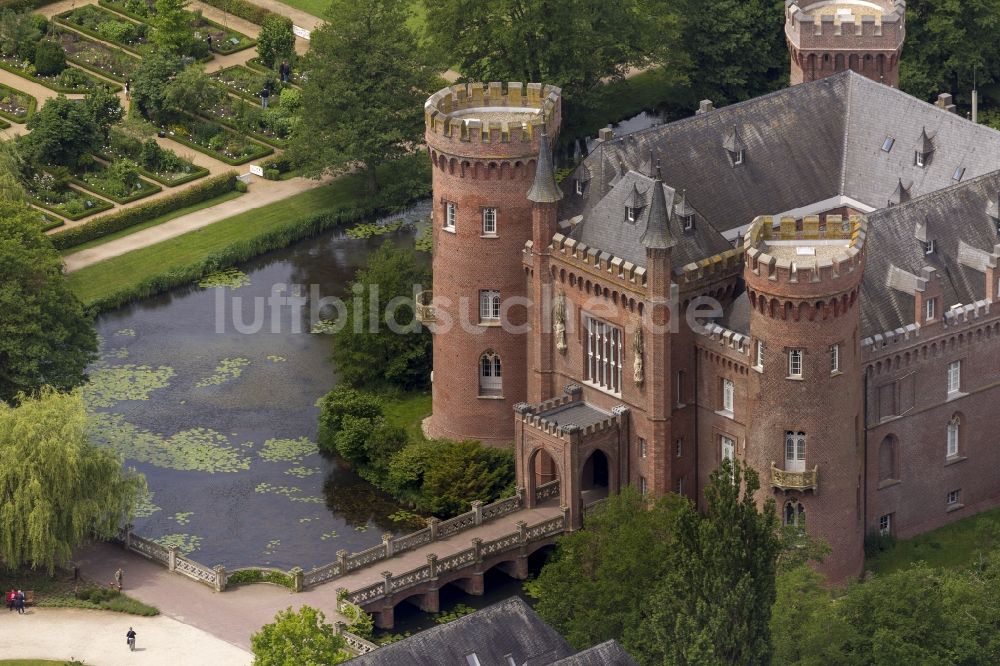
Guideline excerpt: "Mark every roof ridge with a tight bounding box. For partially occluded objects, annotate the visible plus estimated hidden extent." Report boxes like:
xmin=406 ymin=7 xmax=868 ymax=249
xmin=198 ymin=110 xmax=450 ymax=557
xmin=839 ymin=71 xmax=855 ymax=194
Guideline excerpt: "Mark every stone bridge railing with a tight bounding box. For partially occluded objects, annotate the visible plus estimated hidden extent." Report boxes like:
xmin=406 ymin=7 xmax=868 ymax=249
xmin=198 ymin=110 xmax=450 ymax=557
xmin=342 ymin=509 xmax=569 ymax=608
xmin=117 ymin=528 xmax=227 ymax=592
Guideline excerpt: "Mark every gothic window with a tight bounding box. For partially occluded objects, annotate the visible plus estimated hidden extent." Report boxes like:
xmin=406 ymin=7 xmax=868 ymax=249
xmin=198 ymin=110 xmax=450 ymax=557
xmin=479 ymin=290 xmax=500 ymax=322
xmin=785 ymin=431 xmax=806 ymax=472
xmin=479 ymin=351 xmax=502 ymax=396
xmin=755 ymin=340 xmax=764 ymax=370
xmin=585 ymin=315 xmax=622 ymax=394
xmin=784 ymin=500 xmax=806 ymax=528
xmin=947 ymin=361 xmax=961 ymax=394
xmin=925 ymin=298 xmax=936 ymax=322
xmin=721 ymin=378 xmax=734 ymax=414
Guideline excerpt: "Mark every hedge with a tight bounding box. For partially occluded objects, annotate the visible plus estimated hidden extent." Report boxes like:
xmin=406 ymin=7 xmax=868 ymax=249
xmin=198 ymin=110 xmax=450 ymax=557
xmin=0 ymin=0 xmax=62 ymax=10
xmin=33 ymin=191 xmax=114 ymax=220
xmin=0 ymin=82 xmax=36 ymax=124
xmin=225 ymin=568 xmax=294 ymax=589
xmin=197 ymin=0 xmax=280 ymax=26
xmin=70 ymin=174 xmax=162 ymax=205
xmin=82 ymin=164 xmax=430 ymax=313
xmin=51 ymin=171 xmax=237 ymax=250
xmin=0 ymin=59 xmax=122 ymax=94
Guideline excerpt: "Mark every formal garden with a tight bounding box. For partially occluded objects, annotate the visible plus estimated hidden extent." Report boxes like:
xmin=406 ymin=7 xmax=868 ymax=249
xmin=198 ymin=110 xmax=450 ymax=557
xmin=102 ymin=128 xmax=208 ymax=186
xmin=98 ymin=0 xmax=254 ymax=56
xmin=0 ymin=80 xmax=34 ymax=123
xmin=52 ymin=25 xmax=141 ymax=82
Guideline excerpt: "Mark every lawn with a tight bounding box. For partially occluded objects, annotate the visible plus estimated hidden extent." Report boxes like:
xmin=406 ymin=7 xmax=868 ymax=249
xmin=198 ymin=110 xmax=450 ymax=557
xmin=382 ymin=391 xmax=432 ymax=442
xmin=866 ymin=505 xmax=1000 ymax=576
xmin=66 ymin=176 xmax=367 ymax=305
xmin=273 ymin=0 xmax=426 ymax=32
xmin=0 ymin=567 xmax=158 ymax=616
xmin=58 ymin=190 xmax=243 ymax=256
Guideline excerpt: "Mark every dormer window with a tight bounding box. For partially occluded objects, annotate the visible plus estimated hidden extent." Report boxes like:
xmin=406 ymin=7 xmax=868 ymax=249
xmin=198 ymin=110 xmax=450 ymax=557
xmin=723 ymin=125 xmax=747 ymax=168
xmin=626 ymin=206 xmax=640 ymax=223
xmin=915 ymin=151 xmax=926 ymax=168
xmin=914 ymin=127 xmax=934 ymax=169
xmin=733 ymin=149 xmax=745 ymax=166
xmin=682 ymin=214 xmax=694 ymax=231
xmin=924 ymin=239 xmax=936 ymax=255
xmin=575 ymin=179 xmax=585 ymax=195
xmin=953 ymin=167 xmax=966 ymax=182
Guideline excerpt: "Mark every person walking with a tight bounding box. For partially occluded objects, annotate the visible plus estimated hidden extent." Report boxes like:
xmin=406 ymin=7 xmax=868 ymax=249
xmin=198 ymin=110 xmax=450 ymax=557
xmin=124 ymin=79 xmax=130 ymax=101
xmin=206 ymin=34 xmax=213 ymax=52
xmin=126 ymin=627 xmax=137 ymax=651
xmin=279 ymin=61 xmax=290 ymax=83
xmin=260 ymin=85 xmax=271 ymax=109
xmin=16 ymin=589 xmax=25 ymax=614
xmin=114 ymin=567 xmax=123 ymax=592
xmin=6 ymin=589 xmax=15 ymax=611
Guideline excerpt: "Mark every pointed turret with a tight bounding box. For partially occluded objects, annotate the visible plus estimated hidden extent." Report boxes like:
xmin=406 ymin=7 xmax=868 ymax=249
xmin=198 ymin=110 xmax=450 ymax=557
xmin=527 ymin=129 xmax=563 ymax=204
xmin=642 ymin=166 xmax=675 ymax=250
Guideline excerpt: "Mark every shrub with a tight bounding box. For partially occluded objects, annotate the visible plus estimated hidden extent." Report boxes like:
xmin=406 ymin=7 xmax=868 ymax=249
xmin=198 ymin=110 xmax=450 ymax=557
xmin=51 ymin=171 xmax=237 ymax=249
xmin=318 ymin=386 xmax=384 ymax=453
xmin=256 ymin=14 xmax=293 ymax=69
xmin=227 ymin=568 xmax=294 ymax=589
xmin=33 ymin=39 xmax=65 ymax=76
xmin=261 ymin=153 xmax=292 ymax=174
xmin=263 ymin=168 xmax=279 ymax=180
xmin=234 ymin=178 xmax=247 ymax=192
xmin=197 ymin=0 xmax=277 ymax=25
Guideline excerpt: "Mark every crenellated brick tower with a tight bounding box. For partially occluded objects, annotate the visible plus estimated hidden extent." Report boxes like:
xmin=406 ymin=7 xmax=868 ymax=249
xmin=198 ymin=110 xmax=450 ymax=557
xmin=420 ymin=82 xmax=562 ymax=445
xmin=785 ymin=0 xmax=905 ymax=87
xmin=743 ymin=214 xmax=867 ymax=583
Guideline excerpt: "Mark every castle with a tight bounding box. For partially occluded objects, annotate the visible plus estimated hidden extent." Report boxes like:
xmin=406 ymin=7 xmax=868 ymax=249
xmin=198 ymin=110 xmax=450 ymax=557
xmin=417 ymin=0 xmax=1000 ymax=582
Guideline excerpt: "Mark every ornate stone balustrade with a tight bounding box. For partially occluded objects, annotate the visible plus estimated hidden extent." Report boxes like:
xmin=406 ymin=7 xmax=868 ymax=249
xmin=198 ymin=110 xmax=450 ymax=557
xmin=415 ymin=290 xmax=435 ymax=324
xmin=770 ymin=463 xmax=819 ymax=491
xmin=392 ymin=527 xmax=432 ymax=552
xmin=335 ymin=622 xmax=378 ymax=655
xmin=583 ymin=498 xmax=608 ymax=519
xmin=302 ymin=562 xmax=342 ymax=588
xmin=535 ymin=479 xmax=560 ymax=501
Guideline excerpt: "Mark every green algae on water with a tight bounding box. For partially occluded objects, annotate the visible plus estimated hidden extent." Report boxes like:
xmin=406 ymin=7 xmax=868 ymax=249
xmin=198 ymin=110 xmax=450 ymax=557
xmin=154 ymin=533 xmax=203 ymax=556
xmin=198 ymin=268 xmax=251 ymax=289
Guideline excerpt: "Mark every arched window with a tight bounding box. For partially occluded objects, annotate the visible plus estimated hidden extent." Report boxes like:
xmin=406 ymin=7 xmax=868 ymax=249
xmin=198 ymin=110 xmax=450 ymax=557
xmin=947 ymin=415 xmax=960 ymax=458
xmin=784 ymin=500 xmax=806 ymax=528
xmin=878 ymin=435 xmax=898 ymax=482
xmin=784 ymin=431 xmax=806 ymax=472
xmin=479 ymin=351 xmax=502 ymax=396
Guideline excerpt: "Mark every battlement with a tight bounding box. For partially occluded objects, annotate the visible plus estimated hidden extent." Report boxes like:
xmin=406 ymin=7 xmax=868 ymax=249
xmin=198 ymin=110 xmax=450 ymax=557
xmin=697 ymin=323 xmax=751 ymax=360
xmin=786 ymin=0 xmax=905 ymax=45
xmin=744 ymin=214 xmax=867 ymax=294
xmin=678 ymin=247 xmax=745 ymax=287
xmin=549 ymin=233 xmax=648 ymax=289
xmin=861 ymin=299 xmax=996 ymax=359
xmin=516 ymin=389 xmax=628 ymax=444
xmin=424 ymin=82 xmax=561 ymax=148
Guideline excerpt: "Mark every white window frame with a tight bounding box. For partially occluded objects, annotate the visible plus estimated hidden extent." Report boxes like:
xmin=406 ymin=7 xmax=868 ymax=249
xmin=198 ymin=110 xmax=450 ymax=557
xmin=721 ymin=436 xmax=735 ymax=463
xmin=926 ymin=298 xmax=936 ymax=321
xmin=682 ymin=215 xmax=694 ymax=231
xmin=444 ymin=201 xmax=457 ymax=231
xmin=479 ymin=290 xmax=500 ymax=322
xmin=879 ymin=513 xmax=892 ymax=536
xmin=788 ymin=349 xmax=803 ymax=378
xmin=639 ymin=475 xmax=648 ymax=495
xmin=675 ymin=438 xmax=683 ymax=458
xmin=482 ymin=207 xmax=497 ymax=236
xmin=722 ymin=378 xmax=734 ymax=414
xmin=947 ymin=416 xmax=959 ymax=458
xmin=676 ymin=370 xmax=685 ymax=405
xmin=639 ymin=437 xmax=647 ymax=458
xmin=479 ymin=351 xmax=502 ymax=395
xmin=915 ymin=151 xmax=925 ymax=168
xmin=947 ymin=360 xmax=961 ymax=394
xmin=947 ymin=489 xmax=960 ymax=505
xmin=585 ymin=315 xmax=623 ymax=395
xmin=924 ymin=239 xmax=936 ymax=255
xmin=575 ymin=179 xmax=584 ymax=195
xmin=754 ymin=340 xmax=764 ymax=370
xmin=785 ymin=431 xmax=806 ymax=472
xmin=830 ymin=343 xmax=840 ymax=374
xmin=734 ymin=149 xmax=745 ymax=166
xmin=626 ymin=206 xmax=639 ymax=223
xmin=881 ymin=136 xmax=895 ymax=152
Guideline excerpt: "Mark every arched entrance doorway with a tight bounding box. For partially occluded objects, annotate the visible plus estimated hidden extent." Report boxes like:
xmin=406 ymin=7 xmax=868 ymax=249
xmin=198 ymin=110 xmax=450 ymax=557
xmin=527 ymin=448 xmax=560 ymax=505
xmin=580 ymin=449 xmax=610 ymax=505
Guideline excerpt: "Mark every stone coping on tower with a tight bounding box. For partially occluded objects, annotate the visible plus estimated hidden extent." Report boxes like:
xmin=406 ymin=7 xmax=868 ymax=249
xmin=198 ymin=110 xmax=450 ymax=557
xmin=744 ymin=214 xmax=867 ymax=287
xmin=678 ymin=247 xmax=745 ymax=287
xmin=425 ymin=82 xmax=561 ymax=145
xmin=695 ymin=323 xmax=752 ymax=362
xmin=786 ymin=0 xmax=905 ymax=42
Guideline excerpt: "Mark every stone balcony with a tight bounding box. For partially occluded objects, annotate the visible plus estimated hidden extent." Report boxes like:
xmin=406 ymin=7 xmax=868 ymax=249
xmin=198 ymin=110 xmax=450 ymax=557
xmin=415 ymin=290 xmax=434 ymax=325
xmin=770 ymin=463 xmax=819 ymax=492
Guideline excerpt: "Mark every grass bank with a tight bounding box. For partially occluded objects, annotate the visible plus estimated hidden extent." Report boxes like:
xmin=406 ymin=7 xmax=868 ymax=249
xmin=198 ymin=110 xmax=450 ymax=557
xmin=866 ymin=506 xmax=1000 ymax=576
xmin=382 ymin=391 xmax=432 ymax=442
xmin=67 ymin=155 xmax=430 ymax=312
xmin=58 ymin=190 xmax=244 ymax=256
xmin=273 ymin=0 xmax=426 ymax=32
xmin=0 ymin=568 xmax=158 ymax=616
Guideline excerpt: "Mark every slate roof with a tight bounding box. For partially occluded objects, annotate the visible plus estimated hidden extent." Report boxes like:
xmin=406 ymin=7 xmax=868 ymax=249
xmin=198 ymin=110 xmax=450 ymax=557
xmin=346 ymin=598 xmax=573 ymax=666
xmin=547 ymin=640 xmax=639 ymax=666
xmin=537 ymin=401 xmax=610 ymax=429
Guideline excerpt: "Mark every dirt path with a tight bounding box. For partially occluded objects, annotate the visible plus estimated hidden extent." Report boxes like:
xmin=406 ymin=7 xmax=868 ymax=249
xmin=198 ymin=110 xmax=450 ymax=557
xmin=0 ymin=607 xmax=251 ymax=665
xmin=62 ymin=175 xmax=327 ymax=271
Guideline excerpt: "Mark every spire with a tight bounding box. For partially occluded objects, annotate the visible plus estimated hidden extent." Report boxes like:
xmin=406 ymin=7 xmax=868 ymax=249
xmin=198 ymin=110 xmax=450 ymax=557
xmin=642 ymin=163 xmax=674 ymax=250
xmin=527 ymin=128 xmax=563 ymax=204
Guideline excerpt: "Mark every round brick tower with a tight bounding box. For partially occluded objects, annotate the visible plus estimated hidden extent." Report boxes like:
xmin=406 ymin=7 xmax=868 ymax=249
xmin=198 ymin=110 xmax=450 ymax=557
xmin=785 ymin=0 xmax=905 ymax=87
xmin=420 ymin=82 xmax=562 ymax=445
xmin=743 ymin=213 xmax=867 ymax=584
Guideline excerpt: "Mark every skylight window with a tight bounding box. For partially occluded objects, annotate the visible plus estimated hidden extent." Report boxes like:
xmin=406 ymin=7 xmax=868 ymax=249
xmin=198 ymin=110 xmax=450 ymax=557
xmin=881 ymin=137 xmax=895 ymax=152
xmin=953 ymin=167 xmax=966 ymax=182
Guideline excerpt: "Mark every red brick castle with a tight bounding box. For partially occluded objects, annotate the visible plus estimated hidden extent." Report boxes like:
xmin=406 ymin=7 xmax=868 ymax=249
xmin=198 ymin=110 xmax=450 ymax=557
xmin=418 ymin=1 xmax=1000 ymax=583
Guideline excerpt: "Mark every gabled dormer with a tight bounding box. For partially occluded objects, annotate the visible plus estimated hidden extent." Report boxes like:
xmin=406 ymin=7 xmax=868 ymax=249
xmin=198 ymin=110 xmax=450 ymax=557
xmin=914 ymin=127 xmax=934 ymax=168
xmin=723 ymin=125 xmax=746 ymax=167
xmin=624 ymin=183 xmax=646 ymax=223
xmin=674 ymin=189 xmax=696 ymax=232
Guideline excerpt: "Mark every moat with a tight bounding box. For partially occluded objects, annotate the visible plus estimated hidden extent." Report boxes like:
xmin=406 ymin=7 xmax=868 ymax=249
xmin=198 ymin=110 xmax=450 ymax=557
xmin=86 ymin=203 xmax=430 ymax=571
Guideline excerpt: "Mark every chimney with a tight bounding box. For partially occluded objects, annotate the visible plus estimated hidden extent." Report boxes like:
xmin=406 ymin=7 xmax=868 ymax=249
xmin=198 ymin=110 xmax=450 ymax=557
xmin=935 ymin=93 xmax=957 ymax=114
xmin=697 ymin=99 xmax=714 ymax=115
xmin=597 ymin=127 xmax=614 ymax=142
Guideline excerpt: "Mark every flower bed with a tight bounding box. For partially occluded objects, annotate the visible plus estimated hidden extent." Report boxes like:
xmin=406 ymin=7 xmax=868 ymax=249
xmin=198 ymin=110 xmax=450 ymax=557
xmin=245 ymin=57 xmax=305 ymax=86
xmin=72 ymin=158 xmax=162 ymax=204
xmin=210 ymin=64 xmax=286 ymax=102
xmin=0 ymin=55 xmax=120 ymax=93
xmin=54 ymin=27 xmax=142 ymax=82
xmin=55 ymin=4 xmax=148 ymax=54
xmin=201 ymin=94 xmax=293 ymax=148
xmin=32 ymin=207 xmax=65 ymax=232
xmin=28 ymin=171 xmax=114 ymax=220
xmin=102 ymin=129 xmax=208 ymax=187
xmin=0 ymin=81 xmax=35 ymax=123
xmin=98 ymin=0 xmax=255 ymax=55
xmin=163 ymin=115 xmax=273 ymax=165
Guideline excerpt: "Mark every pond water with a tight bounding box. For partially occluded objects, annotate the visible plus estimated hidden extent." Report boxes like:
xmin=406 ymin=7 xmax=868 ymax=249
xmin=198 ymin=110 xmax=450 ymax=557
xmin=86 ymin=202 xmax=431 ymax=571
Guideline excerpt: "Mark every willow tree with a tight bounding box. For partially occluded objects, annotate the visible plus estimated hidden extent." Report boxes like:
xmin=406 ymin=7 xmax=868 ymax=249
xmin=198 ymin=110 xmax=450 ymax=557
xmin=0 ymin=388 xmax=145 ymax=573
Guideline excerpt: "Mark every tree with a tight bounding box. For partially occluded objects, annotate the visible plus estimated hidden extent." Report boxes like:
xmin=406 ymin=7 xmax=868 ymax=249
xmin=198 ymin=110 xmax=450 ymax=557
xmin=293 ymin=0 xmax=434 ymax=192
xmin=651 ymin=459 xmax=781 ymax=666
xmin=900 ymin=0 xmax=1000 ymax=106
xmin=83 ymin=85 xmax=124 ymax=144
xmin=151 ymin=0 xmax=192 ymax=56
xmin=250 ymin=606 xmax=350 ymax=666
xmin=416 ymin=439 xmax=514 ymax=515
xmin=317 ymin=385 xmax=384 ymax=453
xmin=257 ymin=14 xmax=294 ymax=70
xmin=22 ymin=93 xmax=117 ymax=168
xmin=676 ymin=0 xmax=787 ymax=104
xmin=32 ymin=39 xmax=65 ymax=76
xmin=331 ymin=241 xmax=431 ymax=390
xmin=423 ymin=0 xmax=686 ymax=125
xmin=0 ymin=388 xmax=145 ymax=573
xmin=770 ymin=565 xmax=854 ymax=666
xmin=0 ymin=200 xmax=97 ymax=403
xmin=130 ymin=51 xmax=181 ymax=121
xmin=529 ymin=487 xmax=684 ymax=657
xmin=0 ymin=10 xmax=47 ymax=61
xmin=164 ymin=64 xmax=223 ymax=113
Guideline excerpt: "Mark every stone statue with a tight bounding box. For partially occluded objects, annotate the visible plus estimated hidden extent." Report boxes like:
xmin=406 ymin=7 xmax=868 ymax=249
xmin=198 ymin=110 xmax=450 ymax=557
xmin=632 ymin=326 xmax=644 ymax=386
xmin=553 ymin=291 xmax=567 ymax=353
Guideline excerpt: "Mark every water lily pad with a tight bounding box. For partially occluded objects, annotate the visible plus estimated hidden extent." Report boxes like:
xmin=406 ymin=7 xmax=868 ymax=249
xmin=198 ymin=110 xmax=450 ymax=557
xmin=85 ymin=364 xmax=175 ymax=408
xmin=134 ymin=491 xmax=161 ymax=518
xmin=266 ymin=355 xmax=286 ymax=363
xmin=258 ymin=437 xmax=317 ymax=463
xmin=310 ymin=319 xmax=337 ymax=334
xmin=194 ymin=357 xmax=250 ymax=388
xmin=172 ymin=512 xmax=194 ymax=526
xmin=284 ymin=465 xmax=321 ymax=478
xmin=320 ymin=530 xmax=338 ymax=541
xmin=114 ymin=328 xmax=136 ymax=337
xmin=255 ymin=482 xmax=324 ymax=504
xmin=154 ymin=533 xmax=203 ymax=556
xmin=198 ymin=268 xmax=250 ymax=289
